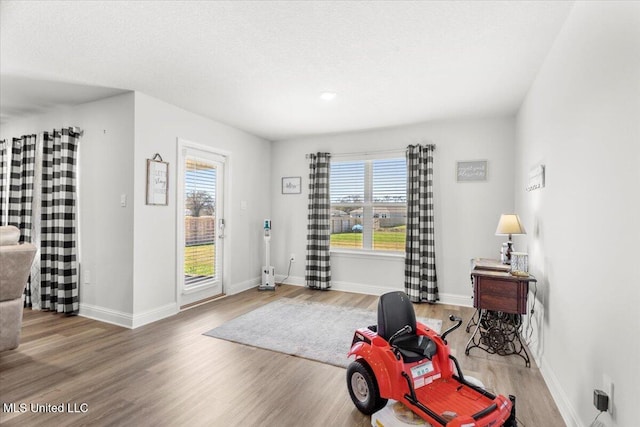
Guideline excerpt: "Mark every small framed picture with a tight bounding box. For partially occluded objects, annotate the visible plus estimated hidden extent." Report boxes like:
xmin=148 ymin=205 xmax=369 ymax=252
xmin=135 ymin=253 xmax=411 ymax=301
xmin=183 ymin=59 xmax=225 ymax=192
xmin=146 ymin=159 xmax=169 ymax=205
xmin=282 ymin=176 xmax=301 ymax=194
xmin=456 ymin=160 xmax=488 ymax=182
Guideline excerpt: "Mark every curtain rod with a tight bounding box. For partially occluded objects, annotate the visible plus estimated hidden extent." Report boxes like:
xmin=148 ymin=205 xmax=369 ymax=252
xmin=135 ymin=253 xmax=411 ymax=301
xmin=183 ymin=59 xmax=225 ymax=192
xmin=331 ymin=148 xmax=403 ymax=158
xmin=305 ymin=144 xmax=435 ymax=159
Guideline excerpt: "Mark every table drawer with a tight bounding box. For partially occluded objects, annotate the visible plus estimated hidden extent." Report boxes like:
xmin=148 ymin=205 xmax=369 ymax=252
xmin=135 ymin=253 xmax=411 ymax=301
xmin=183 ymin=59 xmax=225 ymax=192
xmin=473 ymin=277 xmax=528 ymax=314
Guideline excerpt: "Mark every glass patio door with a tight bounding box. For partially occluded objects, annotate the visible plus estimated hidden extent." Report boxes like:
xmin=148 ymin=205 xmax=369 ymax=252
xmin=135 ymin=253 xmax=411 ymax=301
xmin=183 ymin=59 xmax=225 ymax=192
xmin=177 ymin=142 xmax=225 ymax=307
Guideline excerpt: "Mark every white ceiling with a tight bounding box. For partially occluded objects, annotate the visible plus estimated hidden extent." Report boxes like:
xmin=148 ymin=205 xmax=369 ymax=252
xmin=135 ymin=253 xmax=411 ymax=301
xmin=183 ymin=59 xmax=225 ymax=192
xmin=0 ymin=1 xmax=574 ymax=141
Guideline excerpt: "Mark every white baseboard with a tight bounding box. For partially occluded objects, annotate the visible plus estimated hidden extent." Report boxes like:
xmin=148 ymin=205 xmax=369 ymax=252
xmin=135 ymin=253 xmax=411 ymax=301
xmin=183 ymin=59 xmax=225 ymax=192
xmin=80 ymin=302 xmax=178 ymax=329
xmin=278 ymin=275 xmax=396 ymax=295
xmin=131 ymin=303 xmax=178 ymax=329
xmin=79 ymin=303 xmax=133 ymax=328
xmin=276 ymin=274 xmax=471 ymax=305
xmin=331 ymin=278 xmax=402 ymax=296
xmin=276 ymin=274 xmax=304 ymax=287
xmin=227 ymin=276 xmax=261 ymax=295
xmin=438 ymin=292 xmax=473 ymax=307
xmin=539 ymin=356 xmax=581 ymax=427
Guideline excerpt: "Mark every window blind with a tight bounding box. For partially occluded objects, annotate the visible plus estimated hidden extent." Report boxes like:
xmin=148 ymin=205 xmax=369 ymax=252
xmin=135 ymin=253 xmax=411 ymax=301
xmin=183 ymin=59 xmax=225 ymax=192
xmin=330 ymin=157 xmax=407 ymax=252
xmin=184 ymin=159 xmax=217 ymax=287
xmin=330 ymin=161 xmax=364 ymax=204
xmin=373 ymin=158 xmax=406 ymax=203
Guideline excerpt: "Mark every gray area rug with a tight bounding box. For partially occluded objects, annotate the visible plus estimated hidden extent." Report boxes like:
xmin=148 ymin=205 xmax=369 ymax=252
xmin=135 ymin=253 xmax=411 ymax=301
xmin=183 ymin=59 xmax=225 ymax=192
xmin=204 ymin=298 xmax=442 ymax=368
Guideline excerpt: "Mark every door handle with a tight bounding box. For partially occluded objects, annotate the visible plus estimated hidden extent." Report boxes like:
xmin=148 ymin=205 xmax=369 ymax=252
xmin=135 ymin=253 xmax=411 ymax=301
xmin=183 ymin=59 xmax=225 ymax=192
xmin=218 ymin=218 xmax=225 ymax=239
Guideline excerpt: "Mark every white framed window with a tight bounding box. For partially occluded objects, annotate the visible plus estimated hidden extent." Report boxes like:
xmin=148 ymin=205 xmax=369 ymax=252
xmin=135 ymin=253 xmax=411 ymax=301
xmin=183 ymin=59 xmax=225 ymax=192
xmin=330 ymin=156 xmax=407 ymax=253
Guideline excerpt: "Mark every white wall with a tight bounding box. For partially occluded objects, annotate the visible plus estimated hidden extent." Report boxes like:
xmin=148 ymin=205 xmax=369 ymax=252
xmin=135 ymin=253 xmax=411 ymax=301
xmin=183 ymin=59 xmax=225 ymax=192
xmin=132 ymin=92 xmax=272 ymax=323
xmin=1 ymin=91 xmax=271 ymax=328
xmin=515 ymin=2 xmax=640 ymax=426
xmin=0 ymin=93 xmax=136 ymax=320
xmin=271 ymin=117 xmax=516 ymax=302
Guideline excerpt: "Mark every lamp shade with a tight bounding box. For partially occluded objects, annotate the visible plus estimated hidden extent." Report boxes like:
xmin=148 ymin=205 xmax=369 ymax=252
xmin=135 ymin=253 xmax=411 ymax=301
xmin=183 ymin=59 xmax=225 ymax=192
xmin=495 ymin=214 xmax=526 ymax=236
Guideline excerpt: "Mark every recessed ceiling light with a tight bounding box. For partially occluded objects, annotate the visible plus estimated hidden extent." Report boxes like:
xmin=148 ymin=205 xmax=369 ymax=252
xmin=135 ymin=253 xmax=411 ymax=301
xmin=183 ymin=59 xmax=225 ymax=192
xmin=320 ymin=92 xmax=337 ymax=101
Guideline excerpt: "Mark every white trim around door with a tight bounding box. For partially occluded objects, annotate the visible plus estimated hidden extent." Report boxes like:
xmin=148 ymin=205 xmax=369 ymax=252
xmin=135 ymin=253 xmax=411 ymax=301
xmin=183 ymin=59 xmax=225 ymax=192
xmin=176 ymin=138 xmax=231 ymax=308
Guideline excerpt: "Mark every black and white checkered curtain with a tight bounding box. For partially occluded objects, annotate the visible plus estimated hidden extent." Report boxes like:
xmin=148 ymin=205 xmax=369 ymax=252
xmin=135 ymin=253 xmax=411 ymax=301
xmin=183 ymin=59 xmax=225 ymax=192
xmin=305 ymin=152 xmax=332 ymax=290
xmin=404 ymin=144 xmax=438 ymax=302
xmin=40 ymin=128 xmax=79 ymax=313
xmin=7 ymin=136 xmax=37 ymax=243
xmin=0 ymin=140 xmax=6 ymax=225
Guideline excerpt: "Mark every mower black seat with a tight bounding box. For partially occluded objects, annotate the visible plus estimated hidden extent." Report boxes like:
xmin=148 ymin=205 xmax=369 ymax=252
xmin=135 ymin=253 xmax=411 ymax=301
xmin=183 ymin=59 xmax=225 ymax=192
xmin=392 ymin=334 xmax=437 ymax=363
xmin=378 ymin=291 xmax=437 ymax=363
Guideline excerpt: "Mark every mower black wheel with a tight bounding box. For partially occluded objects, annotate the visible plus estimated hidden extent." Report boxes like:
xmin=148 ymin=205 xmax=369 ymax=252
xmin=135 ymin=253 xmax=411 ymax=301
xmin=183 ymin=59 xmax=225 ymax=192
xmin=346 ymin=360 xmax=388 ymax=415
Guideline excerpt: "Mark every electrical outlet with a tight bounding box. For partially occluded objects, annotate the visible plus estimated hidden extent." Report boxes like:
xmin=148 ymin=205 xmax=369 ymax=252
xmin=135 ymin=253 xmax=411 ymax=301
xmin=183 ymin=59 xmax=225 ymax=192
xmin=290 ymin=253 xmax=296 ymax=262
xmin=84 ymin=269 xmax=91 ymax=285
xmin=603 ymin=374 xmax=614 ymax=415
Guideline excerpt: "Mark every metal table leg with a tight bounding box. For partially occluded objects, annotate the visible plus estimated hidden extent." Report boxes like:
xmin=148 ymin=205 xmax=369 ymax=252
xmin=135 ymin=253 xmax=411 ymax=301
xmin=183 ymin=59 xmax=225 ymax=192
xmin=465 ymin=310 xmax=531 ymax=368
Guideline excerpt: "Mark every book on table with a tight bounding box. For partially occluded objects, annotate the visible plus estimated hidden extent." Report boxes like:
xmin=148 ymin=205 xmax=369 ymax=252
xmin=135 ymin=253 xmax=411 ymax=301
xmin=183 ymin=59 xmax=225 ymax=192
xmin=471 ymin=258 xmax=510 ymax=272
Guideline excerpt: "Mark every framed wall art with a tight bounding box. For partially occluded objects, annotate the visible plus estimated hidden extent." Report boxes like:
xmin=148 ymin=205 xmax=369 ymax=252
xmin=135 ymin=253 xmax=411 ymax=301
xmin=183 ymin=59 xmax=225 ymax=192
xmin=146 ymin=154 xmax=169 ymax=205
xmin=456 ymin=160 xmax=488 ymax=182
xmin=282 ymin=176 xmax=301 ymax=194
xmin=526 ymin=164 xmax=545 ymax=191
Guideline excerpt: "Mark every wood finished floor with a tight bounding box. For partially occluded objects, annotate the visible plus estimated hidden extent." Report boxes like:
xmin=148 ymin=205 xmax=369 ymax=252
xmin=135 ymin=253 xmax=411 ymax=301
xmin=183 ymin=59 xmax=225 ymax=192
xmin=0 ymin=285 xmax=564 ymax=426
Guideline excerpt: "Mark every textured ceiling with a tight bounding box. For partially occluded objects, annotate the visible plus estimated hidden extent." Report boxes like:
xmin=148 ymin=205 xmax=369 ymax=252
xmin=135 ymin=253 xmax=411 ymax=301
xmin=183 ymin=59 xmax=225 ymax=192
xmin=0 ymin=1 xmax=574 ymax=140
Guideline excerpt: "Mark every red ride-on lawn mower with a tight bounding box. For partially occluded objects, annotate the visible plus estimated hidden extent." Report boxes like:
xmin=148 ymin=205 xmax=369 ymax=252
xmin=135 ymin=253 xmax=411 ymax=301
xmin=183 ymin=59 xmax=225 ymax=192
xmin=346 ymin=291 xmax=517 ymax=427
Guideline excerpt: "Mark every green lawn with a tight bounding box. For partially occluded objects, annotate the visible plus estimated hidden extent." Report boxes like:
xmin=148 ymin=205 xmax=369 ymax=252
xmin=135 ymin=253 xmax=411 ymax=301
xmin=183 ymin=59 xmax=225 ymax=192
xmin=184 ymin=244 xmax=215 ymax=276
xmin=331 ymin=227 xmax=406 ymax=251
xmin=185 ymin=230 xmax=404 ymax=275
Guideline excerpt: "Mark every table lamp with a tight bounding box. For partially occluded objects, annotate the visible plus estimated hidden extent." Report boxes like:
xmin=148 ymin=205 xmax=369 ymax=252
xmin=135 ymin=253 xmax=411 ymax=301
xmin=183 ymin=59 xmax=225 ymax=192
xmin=495 ymin=214 xmax=526 ymax=264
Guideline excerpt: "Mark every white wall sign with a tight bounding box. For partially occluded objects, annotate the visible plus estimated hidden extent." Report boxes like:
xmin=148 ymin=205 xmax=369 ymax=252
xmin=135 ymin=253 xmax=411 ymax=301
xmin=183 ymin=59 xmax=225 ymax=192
xmin=456 ymin=160 xmax=488 ymax=182
xmin=282 ymin=176 xmax=301 ymax=194
xmin=146 ymin=158 xmax=169 ymax=205
xmin=526 ymin=165 xmax=545 ymax=192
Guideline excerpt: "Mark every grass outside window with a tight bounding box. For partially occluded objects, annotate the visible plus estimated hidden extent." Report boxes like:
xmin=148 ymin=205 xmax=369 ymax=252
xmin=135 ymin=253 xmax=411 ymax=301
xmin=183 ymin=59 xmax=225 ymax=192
xmin=331 ymin=225 xmax=406 ymax=252
xmin=185 ymin=244 xmax=215 ymax=277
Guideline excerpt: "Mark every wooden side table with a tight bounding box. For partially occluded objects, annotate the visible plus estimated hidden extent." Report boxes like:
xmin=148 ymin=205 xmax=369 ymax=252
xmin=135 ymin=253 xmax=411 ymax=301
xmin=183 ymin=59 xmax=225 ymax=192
xmin=465 ymin=264 xmax=536 ymax=367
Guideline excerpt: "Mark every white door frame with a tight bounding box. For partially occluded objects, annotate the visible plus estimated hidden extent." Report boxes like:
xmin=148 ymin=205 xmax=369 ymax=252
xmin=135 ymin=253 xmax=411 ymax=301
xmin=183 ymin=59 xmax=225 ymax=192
xmin=176 ymin=138 xmax=231 ymax=308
